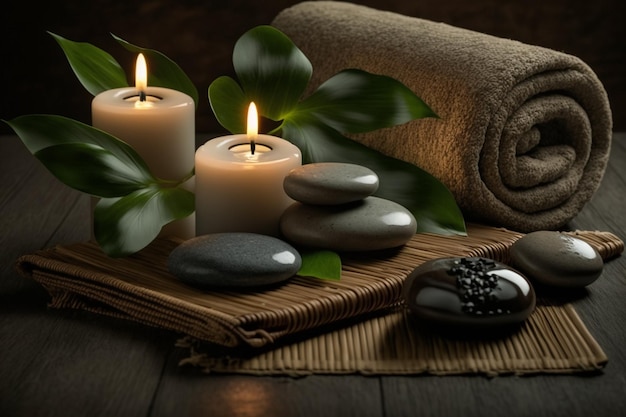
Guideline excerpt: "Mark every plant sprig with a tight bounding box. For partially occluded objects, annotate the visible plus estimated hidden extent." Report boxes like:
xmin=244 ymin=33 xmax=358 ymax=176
xmin=5 ymin=114 xmax=195 ymax=257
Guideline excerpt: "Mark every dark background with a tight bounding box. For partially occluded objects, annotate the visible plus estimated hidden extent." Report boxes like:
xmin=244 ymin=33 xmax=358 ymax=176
xmin=2 ymin=0 xmax=624 ymax=135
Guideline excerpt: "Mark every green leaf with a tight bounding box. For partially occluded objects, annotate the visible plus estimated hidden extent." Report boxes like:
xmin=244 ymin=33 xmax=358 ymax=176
xmin=233 ymin=25 xmax=312 ymax=120
xmin=35 ymin=143 xmax=153 ymax=197
xmin=94 ymin=186 xmax=195 ymax=257
xmin=4 ymin=114 xmax=155 ymax=197
xmin=282 ymin=116 xmax=466 ymax=235
xmin=297 ymin=69 xmax=438 ymax=133
xmin=49 ymin=31 xmax=128 ymax=96
xmin=298 ymin=249 xmax=342 ymax=281
xmin=208 ymin=76 xmax=248 ymax=133
xmin=112 ymin=34 xmax=199 ymax=107
xmin=5 ymin=114 xmax=149 ymax=163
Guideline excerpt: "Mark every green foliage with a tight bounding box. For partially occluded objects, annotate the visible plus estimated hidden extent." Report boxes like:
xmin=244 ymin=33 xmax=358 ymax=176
xmin=94 ymin=187 xmax=194 ymax=257
xmin=4 ymin=115 xmax=194 ymax=257
xmin=298 ymin=249 xmax=342 ymax=281
xmin=49 ymin=32 xmax=128 ymax=96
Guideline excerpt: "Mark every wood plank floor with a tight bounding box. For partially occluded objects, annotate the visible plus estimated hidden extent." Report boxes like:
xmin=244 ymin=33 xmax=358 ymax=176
xmin=1 ymin=133 xmax=624 ymax=417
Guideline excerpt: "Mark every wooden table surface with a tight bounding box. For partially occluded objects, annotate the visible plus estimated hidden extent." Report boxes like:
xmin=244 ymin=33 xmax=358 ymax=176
xmin=1 ymin=133 xmax=625 ymax=417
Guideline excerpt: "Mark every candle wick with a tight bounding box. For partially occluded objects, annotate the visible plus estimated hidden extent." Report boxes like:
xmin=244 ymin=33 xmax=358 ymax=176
xmin=139 ymin=90 xmax=147 ymax=102
xmin=251 ymin=140 xmax=256 ymax=155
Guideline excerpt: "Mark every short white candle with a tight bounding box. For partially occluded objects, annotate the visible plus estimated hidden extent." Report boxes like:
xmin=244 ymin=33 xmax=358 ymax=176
xmin=91 ymin=54 xmax=195 ymax=239
xmin=195 ymin=103 xmax=301 ymax=236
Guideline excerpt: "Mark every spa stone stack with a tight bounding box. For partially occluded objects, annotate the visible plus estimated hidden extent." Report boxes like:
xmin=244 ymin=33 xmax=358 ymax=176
xmin=280 ymin=162 xmax=417 ymax=251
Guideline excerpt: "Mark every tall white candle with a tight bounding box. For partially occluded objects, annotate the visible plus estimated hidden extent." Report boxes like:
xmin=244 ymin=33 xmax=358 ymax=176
xmin=91 ymin=54 xmax=195 ymax=239
xmin=195 ymin=103 xmax=301 ymax=236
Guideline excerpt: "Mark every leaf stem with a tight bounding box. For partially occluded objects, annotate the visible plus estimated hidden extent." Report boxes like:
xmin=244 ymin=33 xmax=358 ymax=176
xmin=267 ymin=121 xmax=285 ymax=136
xmin=157 ymin=167 xmax=195 ymax=188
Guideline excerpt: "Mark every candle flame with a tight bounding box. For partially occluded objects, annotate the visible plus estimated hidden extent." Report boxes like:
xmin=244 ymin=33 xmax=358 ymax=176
xmin=247 ymin=102 xmax=258 ymax=138
xmin=135 ymin=53 xmax=148 ymax=92
xmin=247 ymin=102 xmax=258 ymax=154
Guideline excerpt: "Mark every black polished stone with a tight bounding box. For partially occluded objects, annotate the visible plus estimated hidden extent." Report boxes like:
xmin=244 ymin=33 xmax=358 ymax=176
xmin=403 ymin=257 xmax=536 ymax=329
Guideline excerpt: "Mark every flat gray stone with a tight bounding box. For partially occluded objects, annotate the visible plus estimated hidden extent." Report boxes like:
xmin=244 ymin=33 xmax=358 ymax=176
xmin=283 ymin=162 xmax=379 ymax=205
xmin=167 ymin=233 xmax=301 ymax=289
xmin=280 ymin=196 xmax=416 ymax=251
xmin=510 ymin=231 xmax=603 ymax=288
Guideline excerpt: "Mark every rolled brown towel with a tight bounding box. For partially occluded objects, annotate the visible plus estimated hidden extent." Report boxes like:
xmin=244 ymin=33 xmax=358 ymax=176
xmin=272 ymin=1 xmax=612 ymax=232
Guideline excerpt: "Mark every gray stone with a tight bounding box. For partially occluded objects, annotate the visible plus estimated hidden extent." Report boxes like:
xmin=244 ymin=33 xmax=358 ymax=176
xmin=167 ymin=233 xmax=301 ymax=289
xmin=283 ymin=162 xmax=379 ymax=205
xmin=403 ymin=257 xmax=536 ymax=329
xmin=510 ymin=231 xmax=604 ymax=288
xmin=280 ymin=196 xmax=416 ymax=251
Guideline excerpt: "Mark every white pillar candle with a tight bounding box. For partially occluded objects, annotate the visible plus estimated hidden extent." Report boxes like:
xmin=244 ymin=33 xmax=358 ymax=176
xmin=91 ymin=54 xmax=195 ymax=239
xmin=195 ymin=103 xmax=301 ymax=236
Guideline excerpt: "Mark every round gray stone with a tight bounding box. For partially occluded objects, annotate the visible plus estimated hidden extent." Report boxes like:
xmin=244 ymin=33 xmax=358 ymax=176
xmin=167 ymin=233 xmax=301 ymax=289
xmin=510 ymin=231 xmax=603 ymax=288
xmin=280 ymin=196 xmax=416 ymax=251
xmin=283 ymin=162 xmax=379 ymax=205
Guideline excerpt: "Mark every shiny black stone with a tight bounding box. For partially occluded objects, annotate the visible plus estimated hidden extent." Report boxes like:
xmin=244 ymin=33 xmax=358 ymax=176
xmin=403 ymin=257 xmax=536 ymax=329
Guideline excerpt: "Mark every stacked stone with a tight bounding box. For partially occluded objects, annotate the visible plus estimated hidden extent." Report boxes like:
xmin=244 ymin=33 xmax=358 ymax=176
xmin=280 ymin=162 xmax=417 ymax=252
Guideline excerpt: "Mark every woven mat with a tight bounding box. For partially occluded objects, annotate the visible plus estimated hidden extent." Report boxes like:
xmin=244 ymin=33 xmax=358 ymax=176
xmin=16 ymin=224 xmax=623 ymax=376
xmin=177 ymin=303 xmax=607 ymax=376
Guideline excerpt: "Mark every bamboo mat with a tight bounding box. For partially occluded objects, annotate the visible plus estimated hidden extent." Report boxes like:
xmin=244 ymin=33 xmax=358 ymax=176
xmin=15 ymin=224 xmax=623 ymax=376
xmin=177 ymin=303 xmax=607 ymax=376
